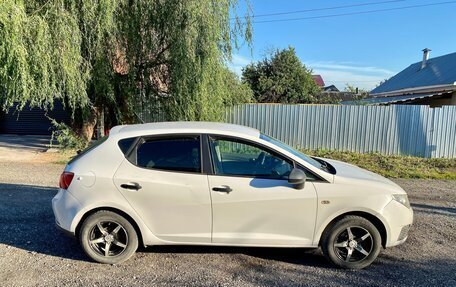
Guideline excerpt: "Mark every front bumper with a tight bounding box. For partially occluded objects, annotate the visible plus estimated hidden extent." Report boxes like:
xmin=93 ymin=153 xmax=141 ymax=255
xmin=52 ymin=188 xmax=82 ymax=237
xmin=382 ymin=199 xmax=414 ymax=247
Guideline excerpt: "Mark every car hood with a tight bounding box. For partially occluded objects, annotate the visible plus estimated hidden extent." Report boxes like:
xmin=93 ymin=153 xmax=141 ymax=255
xmin=320 ymin=158 xmax=402 ymax=190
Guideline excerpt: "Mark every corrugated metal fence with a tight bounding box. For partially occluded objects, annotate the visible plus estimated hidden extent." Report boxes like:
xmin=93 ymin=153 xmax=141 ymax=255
xmin=225 ymin=104 xmax=456 ymax=158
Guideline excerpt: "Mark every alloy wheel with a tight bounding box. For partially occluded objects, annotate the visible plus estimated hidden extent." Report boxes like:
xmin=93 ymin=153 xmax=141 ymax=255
xmin=88 ymin=221 xmax=129 ymax=257
xmin=333 ymin=226 xmax=373 ymax=263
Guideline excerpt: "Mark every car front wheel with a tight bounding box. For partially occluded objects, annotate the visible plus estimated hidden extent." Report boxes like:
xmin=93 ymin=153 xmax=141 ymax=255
xmin=79 ymin=210 xmax=138 ymax=264
xmin=321 ymin=215 xmax=381 ymax=269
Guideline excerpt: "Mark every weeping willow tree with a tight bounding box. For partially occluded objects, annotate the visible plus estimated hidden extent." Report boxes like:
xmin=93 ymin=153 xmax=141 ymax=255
xmin=0 ymin=0 xmax=252 ymax=140
xmin=116 ymin=0 xmax=253 ymax=123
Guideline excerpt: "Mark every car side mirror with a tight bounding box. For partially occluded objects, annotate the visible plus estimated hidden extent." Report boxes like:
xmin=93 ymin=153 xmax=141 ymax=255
xmin=288 ymin=168 xmax=306 ymax=189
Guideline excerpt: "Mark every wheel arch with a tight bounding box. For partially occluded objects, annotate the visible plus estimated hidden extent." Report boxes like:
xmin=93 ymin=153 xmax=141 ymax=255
xmin=75 ymin=207 xmax=145 ymax=248
xmin=318 ymin=211 xmax=388 ymax=248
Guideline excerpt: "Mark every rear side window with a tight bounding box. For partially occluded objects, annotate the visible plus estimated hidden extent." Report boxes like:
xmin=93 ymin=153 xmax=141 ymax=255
xmin=136 ymin=136 xmax=201 ymax=173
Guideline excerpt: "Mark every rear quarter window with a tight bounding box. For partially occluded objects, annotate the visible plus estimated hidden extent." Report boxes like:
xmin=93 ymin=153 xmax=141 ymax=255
xmin=118 ymin=137 xmax=138 ymax=155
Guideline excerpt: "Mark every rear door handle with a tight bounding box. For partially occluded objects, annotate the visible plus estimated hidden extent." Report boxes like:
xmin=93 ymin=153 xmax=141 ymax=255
xmin=212 ymin=185 xmax=232 ymax=193
xmin=120 ymin=182 xmax=142 ymax=191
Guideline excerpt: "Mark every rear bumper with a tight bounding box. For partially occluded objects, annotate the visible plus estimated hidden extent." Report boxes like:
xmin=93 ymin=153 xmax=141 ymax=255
xmin=55 ymin=221 xmax=75 ymax=237
xmin=52 ymin=188 xmax=82 ymax=236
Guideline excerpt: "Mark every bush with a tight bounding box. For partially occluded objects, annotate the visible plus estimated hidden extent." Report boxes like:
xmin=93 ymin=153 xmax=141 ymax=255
xmin=50 ymin=120 xmax=88 ymax=150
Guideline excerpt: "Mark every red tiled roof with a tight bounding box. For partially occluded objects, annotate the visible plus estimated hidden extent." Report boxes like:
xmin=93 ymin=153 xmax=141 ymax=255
xmin=312 ymin=75 xmax=325 ymax=87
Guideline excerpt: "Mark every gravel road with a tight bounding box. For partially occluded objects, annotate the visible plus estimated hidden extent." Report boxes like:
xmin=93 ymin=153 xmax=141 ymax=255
xmin=0 ymin=160 xmax=455 ymax=287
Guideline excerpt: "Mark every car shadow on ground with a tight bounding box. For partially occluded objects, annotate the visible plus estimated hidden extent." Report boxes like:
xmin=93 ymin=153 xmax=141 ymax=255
xmin=146 ymin=245 xmax=331 ymax=268
xmin=0 ymin=183 xmax=86 ymax=261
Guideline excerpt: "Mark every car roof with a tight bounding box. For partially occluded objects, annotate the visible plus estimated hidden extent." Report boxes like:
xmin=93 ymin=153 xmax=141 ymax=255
xmin=110 ymin=122 xmax=261 ymax=138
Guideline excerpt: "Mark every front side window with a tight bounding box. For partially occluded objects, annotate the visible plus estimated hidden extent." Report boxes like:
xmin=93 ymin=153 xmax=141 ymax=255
xmin=209 ymin=137 xmax=293 ymax=179
xmin=136 ymin=136 xmax=201 ymax=173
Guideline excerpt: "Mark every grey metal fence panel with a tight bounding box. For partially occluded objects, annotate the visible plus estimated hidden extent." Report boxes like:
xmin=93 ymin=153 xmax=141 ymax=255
xmin=432 ymin=106 xmax=456 ymax=158
xmin=225 ymin=104 xmax=456 ymax=158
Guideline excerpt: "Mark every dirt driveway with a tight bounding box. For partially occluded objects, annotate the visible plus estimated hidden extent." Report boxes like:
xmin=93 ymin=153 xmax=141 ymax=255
xmin=0 ymin=150 xmax=455 ymax=286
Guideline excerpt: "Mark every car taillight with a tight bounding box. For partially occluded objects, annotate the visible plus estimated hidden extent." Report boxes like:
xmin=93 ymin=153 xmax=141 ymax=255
xmin=59 ymin=172 xmax=75 ymax=189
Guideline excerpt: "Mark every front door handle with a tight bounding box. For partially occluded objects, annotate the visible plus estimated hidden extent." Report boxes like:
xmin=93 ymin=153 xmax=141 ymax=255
xmin=120 ymin=182 xmax=142 ymax=191
xmin=212 ymin=185 xmax=232 ymax=193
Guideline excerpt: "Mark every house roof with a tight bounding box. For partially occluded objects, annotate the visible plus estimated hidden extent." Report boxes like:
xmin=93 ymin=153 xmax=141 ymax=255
xmin=371 ymin=51 xmax=456 ymax=95
xmin=341 ymin=93 xmax=447 ymax=105
xmin=324 ymin=85 xmax=340 ymax=92
xmin=312 ymin=75 xmax=325 ymax=87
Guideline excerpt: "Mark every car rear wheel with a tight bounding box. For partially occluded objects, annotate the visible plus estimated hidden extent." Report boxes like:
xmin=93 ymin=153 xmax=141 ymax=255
xmin=321 ymin=215 xmax=381 ymax=269
xmin=79 ymin=210 xmax=138 ymax=264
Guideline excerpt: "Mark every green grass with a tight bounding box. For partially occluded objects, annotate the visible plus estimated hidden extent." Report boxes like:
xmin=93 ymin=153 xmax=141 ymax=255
xmin=50 ymin=150 xmax=77 ymax=165
xmin=302 ymin=149 xmax=456 ymax=180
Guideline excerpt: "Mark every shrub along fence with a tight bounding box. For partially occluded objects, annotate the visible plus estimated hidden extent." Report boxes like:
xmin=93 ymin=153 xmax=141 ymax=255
xmin=224 ymin=104 xmax=456 ymax=158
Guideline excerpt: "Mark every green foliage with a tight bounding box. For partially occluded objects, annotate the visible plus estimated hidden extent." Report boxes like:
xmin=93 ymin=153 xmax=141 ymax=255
xmin=344 ymin=84 xmax=369 ymax=97
xmin=221 ymin=68 xmax=253 ymax=106
xmin=312 ymin=93 xmax=342 ymax=104
xmin=50 ymin=120 xmax=87 ymax=150
xmin=303 ymin=149 xmax=456 ymax=179
xmin=0 ymin=0 xmax=89 ymax=111
xmin=242 ymin=47 xmax=320 ymax=103
xmin=116 ymin=0 xmax=252 ymax=122
xmin=0 ymin=0 xmax=252 ymax=131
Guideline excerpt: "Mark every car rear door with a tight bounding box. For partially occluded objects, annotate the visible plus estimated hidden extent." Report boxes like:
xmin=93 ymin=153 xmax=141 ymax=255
xmin=113 ymin=134 xmax=212 ymax=243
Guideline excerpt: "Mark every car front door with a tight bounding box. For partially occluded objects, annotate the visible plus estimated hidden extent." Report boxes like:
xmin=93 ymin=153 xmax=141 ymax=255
xmin=113 ymin=135 xmax=212 ymax=243
xmin=207 ymin=136 xmax=318 ymax=246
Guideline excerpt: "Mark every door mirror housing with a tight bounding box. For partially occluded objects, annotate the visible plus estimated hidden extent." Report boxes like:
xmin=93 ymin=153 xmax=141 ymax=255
xmin=288 ymin=168 xmax=306 ymax=189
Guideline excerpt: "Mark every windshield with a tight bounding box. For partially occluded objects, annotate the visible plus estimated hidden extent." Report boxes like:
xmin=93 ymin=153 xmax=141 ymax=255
xmin=260 ymin=134 xmax=328 ymax=172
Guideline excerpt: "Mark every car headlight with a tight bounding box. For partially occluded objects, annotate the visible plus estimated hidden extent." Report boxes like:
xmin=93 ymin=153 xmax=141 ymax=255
xmin=392 ymin=194 xmax=410 ymax=208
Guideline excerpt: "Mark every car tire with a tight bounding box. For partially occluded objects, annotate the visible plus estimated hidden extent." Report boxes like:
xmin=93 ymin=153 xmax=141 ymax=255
xmin=321 ymin=215 xmax=381 ymax=269
xmin=79 ymin=210 xmax=138 ymax=264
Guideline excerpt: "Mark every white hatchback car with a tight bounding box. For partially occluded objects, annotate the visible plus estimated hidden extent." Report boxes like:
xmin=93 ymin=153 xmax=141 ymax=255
xmin=52 ymin=122 xmax=413 ymax=269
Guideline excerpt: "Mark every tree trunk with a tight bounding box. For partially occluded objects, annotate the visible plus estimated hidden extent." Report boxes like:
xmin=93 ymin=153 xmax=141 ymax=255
xmin=96 ymin=108 xmax=105 ymax=138
xmin=80 ymin=106 xmax=99 ymax=142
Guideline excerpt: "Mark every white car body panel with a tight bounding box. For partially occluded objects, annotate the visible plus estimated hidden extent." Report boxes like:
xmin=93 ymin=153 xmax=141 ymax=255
xmin=208 ymin=176 xmax=317 ymax=246
xmin=52 ymin=122 xmax=413 ymax=250
xmin=113 ymin=159 xmax=212 ymax=243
